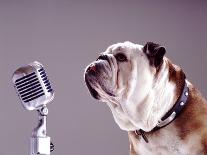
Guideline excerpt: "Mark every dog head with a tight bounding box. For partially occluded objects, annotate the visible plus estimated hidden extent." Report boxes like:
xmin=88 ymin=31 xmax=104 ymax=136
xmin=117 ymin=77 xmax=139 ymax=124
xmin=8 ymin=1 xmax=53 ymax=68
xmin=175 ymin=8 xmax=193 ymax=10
xmin=84 ymin=41 xmax=166 ymax=131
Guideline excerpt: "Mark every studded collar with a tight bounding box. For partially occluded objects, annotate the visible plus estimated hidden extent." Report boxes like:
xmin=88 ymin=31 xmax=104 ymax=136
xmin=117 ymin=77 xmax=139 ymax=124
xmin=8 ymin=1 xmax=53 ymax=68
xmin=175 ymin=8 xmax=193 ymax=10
xmin=135 ymin=79 xmax=189 ymax=143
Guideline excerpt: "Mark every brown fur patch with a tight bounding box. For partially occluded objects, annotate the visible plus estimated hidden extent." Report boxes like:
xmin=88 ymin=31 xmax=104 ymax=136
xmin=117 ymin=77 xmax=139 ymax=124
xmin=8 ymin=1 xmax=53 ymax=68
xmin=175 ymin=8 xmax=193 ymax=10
xmin=167 ymin=57 xmax=207 ymax=144
xmin=167 ymin=59 xmax=186 ymax=100
xmin=174 ymin=85 xmax=207 ymax=141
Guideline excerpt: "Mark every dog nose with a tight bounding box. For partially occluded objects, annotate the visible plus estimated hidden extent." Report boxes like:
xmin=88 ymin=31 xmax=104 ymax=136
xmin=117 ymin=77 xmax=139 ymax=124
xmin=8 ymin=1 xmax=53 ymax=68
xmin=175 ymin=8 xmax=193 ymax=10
xmin=86 ymin=64 xmax=97 ymax=76
xmin=97 ymin=54 xmax=109 ymax=61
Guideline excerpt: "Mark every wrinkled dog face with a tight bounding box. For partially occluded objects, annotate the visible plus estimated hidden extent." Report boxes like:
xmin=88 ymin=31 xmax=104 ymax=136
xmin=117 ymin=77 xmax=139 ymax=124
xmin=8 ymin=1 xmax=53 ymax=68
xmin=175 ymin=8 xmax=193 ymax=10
xmin=84 ymin=41 xmax=166 ymax=130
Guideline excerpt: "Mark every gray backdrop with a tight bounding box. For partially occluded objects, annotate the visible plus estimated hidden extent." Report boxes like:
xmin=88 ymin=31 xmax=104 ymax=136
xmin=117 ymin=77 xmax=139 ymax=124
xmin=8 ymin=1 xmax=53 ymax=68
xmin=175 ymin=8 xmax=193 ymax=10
xmin=0 ymin=0 xmax=207 ymax=154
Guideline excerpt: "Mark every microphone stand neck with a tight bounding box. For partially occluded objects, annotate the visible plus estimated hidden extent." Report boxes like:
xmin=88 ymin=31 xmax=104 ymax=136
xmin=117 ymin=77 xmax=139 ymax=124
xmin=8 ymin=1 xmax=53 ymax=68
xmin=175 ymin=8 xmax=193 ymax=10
xmin=33 ymin=106 xmax=48 ymax=137
xmin=30 ymin=106 xmax=53 ymax=155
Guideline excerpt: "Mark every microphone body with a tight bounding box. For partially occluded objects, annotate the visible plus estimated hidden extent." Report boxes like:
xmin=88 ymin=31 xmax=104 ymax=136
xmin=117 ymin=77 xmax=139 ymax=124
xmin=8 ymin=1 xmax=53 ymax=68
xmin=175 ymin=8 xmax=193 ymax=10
xmin=12 ymin=61 xmax=54 ymax=155
xmin=12 ymin=61 xmax=54 ymax=110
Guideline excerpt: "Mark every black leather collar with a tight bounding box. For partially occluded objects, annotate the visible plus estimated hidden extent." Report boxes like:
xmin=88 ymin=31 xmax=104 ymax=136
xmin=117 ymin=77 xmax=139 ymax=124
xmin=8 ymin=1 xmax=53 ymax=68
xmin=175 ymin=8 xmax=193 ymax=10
xmin=135 ymin=80 xmax=189 ymax=143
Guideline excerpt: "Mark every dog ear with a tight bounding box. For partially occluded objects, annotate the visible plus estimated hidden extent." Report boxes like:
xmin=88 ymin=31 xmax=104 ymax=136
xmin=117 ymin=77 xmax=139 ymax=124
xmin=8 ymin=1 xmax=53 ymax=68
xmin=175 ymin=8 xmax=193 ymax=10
xmin=143 ymin=42 xmax=166 ymax=67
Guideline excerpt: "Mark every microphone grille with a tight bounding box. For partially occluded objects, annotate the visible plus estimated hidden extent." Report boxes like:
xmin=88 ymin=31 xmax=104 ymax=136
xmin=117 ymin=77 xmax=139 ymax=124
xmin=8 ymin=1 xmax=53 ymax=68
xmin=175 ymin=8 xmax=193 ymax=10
xmin=12 ymin=61 xmax=54 ymax=110
xmin=15 ymin=71 xmax=44 ymax=103
xmin=38 ymin=67 xmax=53 ymax=93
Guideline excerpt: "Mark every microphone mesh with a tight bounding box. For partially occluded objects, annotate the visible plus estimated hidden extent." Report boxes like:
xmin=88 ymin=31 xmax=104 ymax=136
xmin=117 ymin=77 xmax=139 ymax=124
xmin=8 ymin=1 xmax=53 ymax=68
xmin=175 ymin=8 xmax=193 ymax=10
xmin=38 ymin=68 xmax=53 ymax=93
xmin=15 ymin=72 xmax=45 ymax=103
xmin=14 ymin=67 xmax=53 ymax=103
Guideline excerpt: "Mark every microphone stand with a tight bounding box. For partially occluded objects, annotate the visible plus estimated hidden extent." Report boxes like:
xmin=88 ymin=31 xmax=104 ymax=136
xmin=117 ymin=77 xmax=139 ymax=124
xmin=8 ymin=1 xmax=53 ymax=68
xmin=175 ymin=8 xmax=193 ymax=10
xmin=30 ymin=106 xmax=54 ymax=155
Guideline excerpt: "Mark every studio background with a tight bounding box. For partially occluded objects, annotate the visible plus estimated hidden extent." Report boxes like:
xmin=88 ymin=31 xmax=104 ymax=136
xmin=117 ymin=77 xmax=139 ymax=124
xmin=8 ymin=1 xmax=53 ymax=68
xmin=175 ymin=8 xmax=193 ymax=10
xmin=0 ymin=0 xmax=207 ymax=154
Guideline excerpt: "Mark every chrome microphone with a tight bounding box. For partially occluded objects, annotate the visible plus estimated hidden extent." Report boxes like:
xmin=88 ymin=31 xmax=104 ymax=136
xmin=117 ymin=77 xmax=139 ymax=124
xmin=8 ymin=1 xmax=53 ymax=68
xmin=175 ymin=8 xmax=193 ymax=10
xmin=12 ymin=61 xmax=54 ymax=111
xmin=12 ymin=61 xmax=54 ymax=155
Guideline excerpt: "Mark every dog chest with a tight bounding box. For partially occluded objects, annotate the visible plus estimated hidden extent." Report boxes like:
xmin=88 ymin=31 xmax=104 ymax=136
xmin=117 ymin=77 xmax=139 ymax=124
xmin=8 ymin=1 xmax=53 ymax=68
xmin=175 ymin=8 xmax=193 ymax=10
xmin=132 ymin=127 xmax=203 ymax=155
xmin=135 ymin=135 xmax=183 ymax=155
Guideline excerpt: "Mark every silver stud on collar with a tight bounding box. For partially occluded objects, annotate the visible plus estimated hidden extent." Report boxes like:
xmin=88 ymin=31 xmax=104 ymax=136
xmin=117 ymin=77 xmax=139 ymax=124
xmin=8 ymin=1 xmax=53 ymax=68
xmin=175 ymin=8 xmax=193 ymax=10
xmin=180 ymin=101 xmax=185 ymax=106
xmin=185 ymin=91 xmax=188 ymax=96
xmin=157 ymin=112 xmax=176 ymax=127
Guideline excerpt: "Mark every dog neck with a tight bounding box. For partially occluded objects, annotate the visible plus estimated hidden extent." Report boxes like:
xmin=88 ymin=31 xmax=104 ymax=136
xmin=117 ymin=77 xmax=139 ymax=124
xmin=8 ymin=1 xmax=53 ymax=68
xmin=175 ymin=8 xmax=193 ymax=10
xmin=135 ymin=58 xmax=186 ymax=132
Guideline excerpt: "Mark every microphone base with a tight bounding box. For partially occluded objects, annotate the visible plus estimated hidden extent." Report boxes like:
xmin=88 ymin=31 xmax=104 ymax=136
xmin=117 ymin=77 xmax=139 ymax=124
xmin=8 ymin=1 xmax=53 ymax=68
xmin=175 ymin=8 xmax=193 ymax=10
xmin=30 ymin=136 xmax=51 ymax=155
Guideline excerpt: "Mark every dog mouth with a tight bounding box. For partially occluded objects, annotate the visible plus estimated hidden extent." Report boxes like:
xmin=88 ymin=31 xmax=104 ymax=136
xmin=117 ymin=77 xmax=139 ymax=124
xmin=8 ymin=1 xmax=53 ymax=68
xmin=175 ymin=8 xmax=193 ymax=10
xmin=84 ymin=57 xmax=115 ymax=99
xmin=84 ymin=74 xmax=100 ymax=99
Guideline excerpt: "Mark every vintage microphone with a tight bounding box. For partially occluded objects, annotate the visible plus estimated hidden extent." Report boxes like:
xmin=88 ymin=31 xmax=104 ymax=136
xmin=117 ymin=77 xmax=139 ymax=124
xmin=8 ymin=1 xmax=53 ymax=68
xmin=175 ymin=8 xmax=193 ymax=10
xmin=12 ymin=61 xmax=54 ymax=155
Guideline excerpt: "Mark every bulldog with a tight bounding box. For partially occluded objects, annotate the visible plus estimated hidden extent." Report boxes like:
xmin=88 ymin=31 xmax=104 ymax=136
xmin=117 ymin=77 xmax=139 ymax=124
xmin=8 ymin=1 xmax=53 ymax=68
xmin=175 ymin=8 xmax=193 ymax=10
xmin=84 ymin=41 xmax=207 ymax=155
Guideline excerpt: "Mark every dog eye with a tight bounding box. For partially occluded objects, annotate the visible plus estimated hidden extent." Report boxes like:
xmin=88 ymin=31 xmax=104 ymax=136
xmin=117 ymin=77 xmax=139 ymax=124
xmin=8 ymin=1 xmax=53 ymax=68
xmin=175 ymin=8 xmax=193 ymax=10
xmin=115 ymin=53 xmax=127 ymax=62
